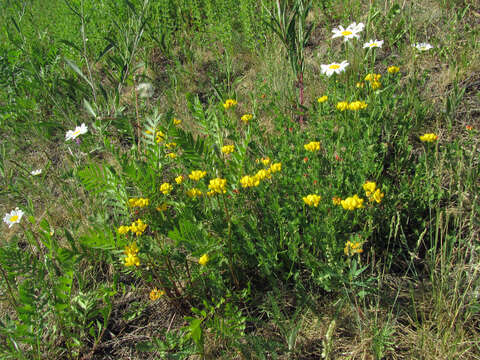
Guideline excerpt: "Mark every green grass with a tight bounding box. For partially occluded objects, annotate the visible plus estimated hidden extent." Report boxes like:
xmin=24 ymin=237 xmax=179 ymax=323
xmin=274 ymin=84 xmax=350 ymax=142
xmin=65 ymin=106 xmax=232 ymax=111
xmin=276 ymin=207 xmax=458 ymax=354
xmin=0 ymin=0 xmax=479 ymax=359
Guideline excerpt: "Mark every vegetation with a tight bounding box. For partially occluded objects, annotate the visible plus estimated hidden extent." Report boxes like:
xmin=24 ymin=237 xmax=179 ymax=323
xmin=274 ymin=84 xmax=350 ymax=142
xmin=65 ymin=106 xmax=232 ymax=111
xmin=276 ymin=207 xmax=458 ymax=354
xmin=1 ymin=0 xmax=479 ymax=358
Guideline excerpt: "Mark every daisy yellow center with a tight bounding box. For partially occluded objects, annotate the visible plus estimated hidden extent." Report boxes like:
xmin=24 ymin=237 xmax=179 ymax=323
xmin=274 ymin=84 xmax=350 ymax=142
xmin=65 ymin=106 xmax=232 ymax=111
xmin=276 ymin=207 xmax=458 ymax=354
xmin=73 ymin=130 xmax=81 ymax=136
xmin=341 ymin=30 xmax=352 ymax=36
xmin=10 ymin=215 xmax=18 ymax=222
xmin=329 ymin=64 xmax=340 ymax=69
xmin=369 ymin=43 xmax=377 ymax=47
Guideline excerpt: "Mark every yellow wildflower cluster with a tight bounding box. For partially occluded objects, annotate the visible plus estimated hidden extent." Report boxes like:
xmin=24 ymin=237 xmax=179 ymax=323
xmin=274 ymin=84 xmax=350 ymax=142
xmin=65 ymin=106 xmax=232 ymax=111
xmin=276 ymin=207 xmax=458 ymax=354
xmin=221 ymin=145 xmax=235 ymax=154
xmin=332 ymin=197 xmax=342 ymax=205
xmin=187 ymin=188 xmax=203 ymax=198
xmin=173 ymin=118 xmax=182 ymax=126
xmin=269 ymin=162 xmax=282 ymax=173
xmin=240 ymin=161 xmax=281 ymax=188
xmin=117 ymin=225 xmax=130 ymax=235
xmin=304 ymin=141 xmax=321 ymax=152
xmin=341 ymin=195 xmax=364 ymax=210
xmin=130 ymin=219 xmax=147 ymax=236
xmin=208 ymin=178 xmax=227 ymax=194
xmin=165 ymin=142 xmax=177 ymax=149
xmin=189 ymin=170 xmax=207 ymax=181
xmin=241 ymin=114 xmax=253 ymax=123
xmin=155 ymin=131 xmax=165 ymax=143
xmin=255 ymin=169 xmax=271 ymax=181
xmin=317 ymin=95 xmax=328 ymax=103
xmin=303 ymin=194 xmax=322 ymax=207
xmin=175 ymin=175 xmax=184 ymax=184
xmin=199 ymin=253 xmax=209 ymax=266
xmin=149 ymin=287 xmax=165 ymax=301
xmin=363 ymin=181 xmax=384 ymax=203
xmin=257 ymin=157 xmax=270 ymax=166
xmin=337 ymin=101 xmax=367 ymax=111
xmin=364 ymin=73 xmax=382 ymax=90
xmin=344 ymin=240 xmax=363 ymax=256
xmin=240 ymin=175 xmax=260 ymax=188
xmin=160 ymin=182 xmax=173 ymax=195
xmin=419 ymin=133 xmax=438 ymax=142
xmin=124 ymin=242 xmax=140 ymax=267
xmin=128 ymin=198 xmax=149 ymax=207
xmin=166 ymin=153 xmax=177 ymax=159
xmin=223 ymin=99 xmax=238 ymax=109
xmin=387 ymin=66 xmax=400 ymax=74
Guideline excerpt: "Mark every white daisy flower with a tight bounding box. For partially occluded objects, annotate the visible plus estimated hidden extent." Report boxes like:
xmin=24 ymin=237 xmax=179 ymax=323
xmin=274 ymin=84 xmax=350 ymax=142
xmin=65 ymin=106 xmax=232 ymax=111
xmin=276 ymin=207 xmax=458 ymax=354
xmin=3 ymin=208 xmax=24 ymax=228
xmin=136 ymin=82 xmax=154 ymax=98
xmin=363 ymin=39 xmax=384 ymax=49
xmin=320 ymin=60 xmax=349 ymax=77
xmin=31 ymin=169 xmax=42 ymax=176
xmin=412 ymin=42 xmax=433 ymax=51
xmin=65 ymin=123 xmax=88 ymax=141
xmin=331 ymin=22 xmax=364 ymax=41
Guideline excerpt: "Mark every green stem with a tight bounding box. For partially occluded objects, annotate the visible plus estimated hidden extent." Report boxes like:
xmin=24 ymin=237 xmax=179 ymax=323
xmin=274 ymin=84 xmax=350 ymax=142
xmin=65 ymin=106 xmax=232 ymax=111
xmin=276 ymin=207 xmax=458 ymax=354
xmin=221 ymin=193 xmax=239 ymax=288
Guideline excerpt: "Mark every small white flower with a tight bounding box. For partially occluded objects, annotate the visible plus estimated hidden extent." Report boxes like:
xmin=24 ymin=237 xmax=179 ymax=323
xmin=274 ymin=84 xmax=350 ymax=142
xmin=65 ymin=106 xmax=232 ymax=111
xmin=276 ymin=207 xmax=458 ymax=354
xmin=363 ymin=39 xmax=384 ymax=49
xmin=3 ymin=208 xmax=24 ymax=228
xmin=65 ymin=123 xmax=88 ymax=141
xmin=332 ymin=22 xmax=364 ymax=41
xmin=320 ymin=60 xmax=349 ymax=77
xmin=136 ymin=82 xmax=154 ymax=98
xmin=31 ymin=169 xmax=42 ymax=176
xmin=412 ymin=42 xmax=433 ymax=51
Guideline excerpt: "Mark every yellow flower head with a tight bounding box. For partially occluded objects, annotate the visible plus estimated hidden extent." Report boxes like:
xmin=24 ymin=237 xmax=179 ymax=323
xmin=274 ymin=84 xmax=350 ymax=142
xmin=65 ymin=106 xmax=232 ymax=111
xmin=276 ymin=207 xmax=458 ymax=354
xmin=344 ymin=240 xmax=363 ymax=256
xmin=269 ymin=162 xmax=282 ymax=173
xmin=149 ymin=287 xmax=165 ymax=301
xmin=362 ymin=181 xmax=377 ymax=194
xmin=240 ymin=175 xmax=260 ymax=188
xmin=124 ymin=242 xmax=140 ymax=266
xmin=208 ymin=178 xmax=227 ymax=194
xmin=175 ymin=175 xmax=184 ymax=184
xmin=332 ymin=197 xmax=342 ymax=205
xmin=189 ymin=170 xmax=207 ymax=181
xmin=371 ymin=188 xmax=384 ymax=203
xmin=130 ymin=219 xmax=147 ymax=236
xmin=388 ymin=66 xmax=400 ymax=74
xmin=356 ymin=82 xmax=365 ymax=88
xmin=165 ymin=142 xmax=177 ymax=150
xmin=317 ymin=95 xmax=328 ymax=103
xmin=241 ymin=114 xmax=253 ymax=123
xmin=156 ymin=203 xmax=168 ymax=212
xmin=303 ymin=194 xmax=322 ymax=207
xmin=117 ymin=225 xmax=131 ymax=235
xmin=304 ymin=141 xmax=321 ymax=152
xmin=128 ymin=198 xmax=149 ymax=207
xmin=370 ymin=80 xmax=382 ymax=90
xmin=348 ymin=101 xmax=368 ymax=111
xmin=187 ymin=188 xmax=203 ymax=198
xmin=364 ymin=73 xmax=381 ymax=82
xmin=155 ymin=131 xmax=165 ymax=143
xmin=419 ymin=133 xmax=438 ymax=142
xmin=124 ymin=241 xmax=139 ymax=256
xmin=255 ymin=169 xmax=271 ymax=182
xmin=258 ymin=157 xmax=270 ymax=166
xmin=160 ymin=182 xmax=173 ymax=195
xmin=198 ymin=253 xmax=209 ymax=266
xmin=173 ymin=118 xmax=182 ymax=126
xmin=336 ymin=101 xmax=349 ymax=111
xmin=166 ymin=153 xmax=177 ymax=159
xmin=223 ymin=99 xmax=238 ymax=110
xmin=341 ymin=195 xmax=364 ymax=210
xmin=221 ymin=145 xmax=235 ymax=154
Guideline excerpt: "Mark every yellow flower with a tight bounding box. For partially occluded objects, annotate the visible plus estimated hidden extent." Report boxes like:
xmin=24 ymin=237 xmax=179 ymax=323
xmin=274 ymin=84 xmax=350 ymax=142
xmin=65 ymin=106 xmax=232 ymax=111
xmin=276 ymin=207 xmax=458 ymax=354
xmin=419 ymin=133 xmax=438 ymax=142
xmin=156 ymin=203 xmax=168 ymax=212
xmin=356 ymin=82 xmax=365 ymax=88
xmin=208 ymin=178 xmax=227 ymax=194
xmin=149 ymin=287 xmax=165 ymax=301
xmin=240 ymin=175 xmax=260 ymax=188
xmin=130 ymin=219 xmax=147 ymax=236
xmin=189 ymin=170 xmax=207 ymax=181
xmin=258 ymin=157 xmax=270 ymax=166
xmin=165 ymin=142 xmax=177 ymax=149
xmin=344 ymin=240 xmax=363 ymax=256
xmin=348 ymin=101 xmax=368 ymax=111
xmin=388 ymin=66 xmax=400 ymax=74
xmin=128 ymin=198 xmax=149 ymax=207
xmin=198 ymin=253 xmax=209 ymax=266
xmin=117 ymin=225 xmax=131 ymax=235
xmin=166 ymin=153 xmax=177 ymax=159
xmin=221 ymin=145 xmax=235 ymax=154
xmin=364 ymin=73 xmax=381 ymax=82
xmin=124 ymin=241 xmax=139 ymax=256
xmin=206 ymin=190 xmax=215 ymax=196
xmin=175 ymin=175 xmax=184 ymax=184
xmin=124 ymin=253 xmax=140 ymax=267
xmin=370 ymin=80 xmax=382 ymax=90
xmin=303 ymin=194 xmax=322 ymax=207
xmin=336 ymin=101 xmax=349 ymax=111
xmin=223 ymin=99 xmax=238 ymax=110
xmin=341 ymin=195 xmax=364 ymax=210
xmin=362 ymin=181 xmax=377 ymax=195
xmin=173 ymin=118 xmax=182 ymax=125
xmin=160 ymin=182 xmax=173 ymax=195
xmin=255 ymin=169 xmax=271 ymax=181
xmin=269 ymin=162 xmax=282 ymax=173
xmin=145 ymin=130 xmax=152 ymax=135
xmin=241 ymin=114 xmax=253 ymax=123
xmin=317 ymin=95 xmax=328 ymax=103
xmin=332 ymin=197 xmax=342 ymax=205
xmin=187 ymin=188 xmax=203 ymax=198
xmin=155 ymin=131 xmax=165 ymax=143
xmin=371 ymin=188 xmax=384 ymax=203
xmin=304 ymin=141 xmax=321 ymax=152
